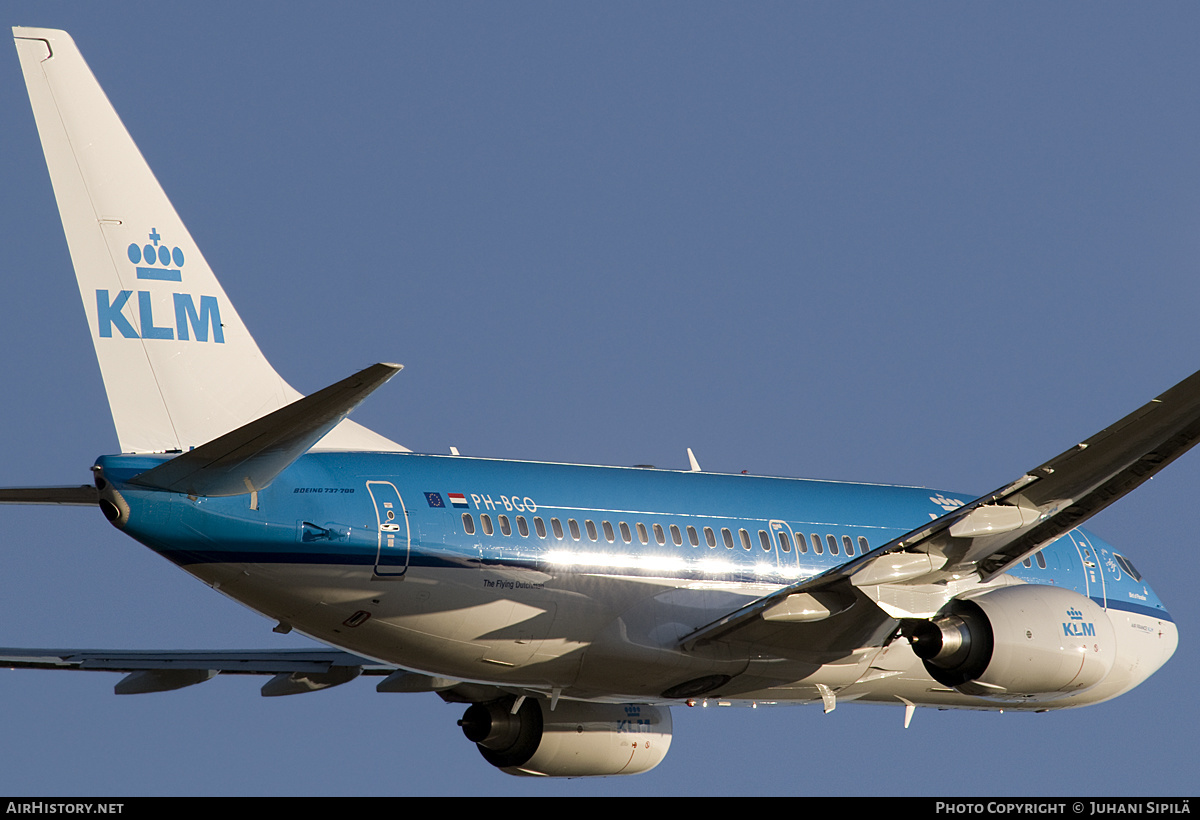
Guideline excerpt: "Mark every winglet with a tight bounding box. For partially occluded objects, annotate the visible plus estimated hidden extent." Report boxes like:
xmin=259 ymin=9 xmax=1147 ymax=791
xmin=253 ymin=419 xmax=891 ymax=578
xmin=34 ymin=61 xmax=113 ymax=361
xmin=129 ymin=363 xmax=402 ymax=496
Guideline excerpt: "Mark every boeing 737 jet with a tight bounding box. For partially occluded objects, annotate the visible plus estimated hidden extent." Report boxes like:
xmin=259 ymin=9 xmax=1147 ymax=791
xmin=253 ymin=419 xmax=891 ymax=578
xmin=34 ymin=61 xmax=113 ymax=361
xmin=1 ymin=27 xmax=1182 ymax=777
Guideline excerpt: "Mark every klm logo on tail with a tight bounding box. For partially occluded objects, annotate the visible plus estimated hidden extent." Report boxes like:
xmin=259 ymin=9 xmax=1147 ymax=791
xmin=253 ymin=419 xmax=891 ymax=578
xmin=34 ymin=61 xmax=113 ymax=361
xmin=97 ymin=229 xmax=223 ymax=343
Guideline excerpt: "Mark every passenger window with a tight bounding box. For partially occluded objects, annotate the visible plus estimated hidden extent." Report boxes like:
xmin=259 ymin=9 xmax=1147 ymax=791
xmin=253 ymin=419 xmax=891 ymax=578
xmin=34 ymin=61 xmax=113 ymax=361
xmin=481 ymin=514 xmax=494 ymax=536
xmin=670 ymin=524 xmax=683 ymax=546
xmin=653 ymin=524 xmax=666 ymax=545
xmin=777 ymin=531 xmax=792 ymax=553
xmin=811 ymin=534 xmax=823 ymax=554
xmin=758 ymin=530 xmax=771 ymax=551
xmin=722 ymin=528 xmax=735 ymax=549
xmin=551 ymin=518 xmax=564 ymax=539
xmin=498 ymin=515 xmax=511 ymax=536
xmin=516 ymin=516 xmax=529 ymax=537
xmin=827 ymin=534 xmax=839 ymax=555
xmin=687 ymin=525 xmax=699 ymax=547
xmin=1022 ymin=557 xmax=1032 ymax=568
xmin=534 ymin=517 xmax=547 ymax=538
xmin=568 ymin=519 xmax=581 ymax=540
xmin=797 ymin=531 xmax=808 ymax=553
xmin=462 ymin=513 xmax=476 ymax=535
xmin=857 ymin=536 xmax=869 ymax=554
xmin=602 ymin=521 xmax=615 ymax=543
xmin=585 ymin=520 xmax=598 ymax=541
xmin=1036 ymin=551 xmax=1047 ymax=570
xmin=637 ymin=523 xmax=649 ymax=545
xmin=704 ymin=526 xmax=717 ymax=548
xmin=619 ymin=522 xmax=632 ymax=543
xmin=842 ymin=535 xmax=853 ymax=556
xmin=739 ymin=529 xmax=751 ymax=550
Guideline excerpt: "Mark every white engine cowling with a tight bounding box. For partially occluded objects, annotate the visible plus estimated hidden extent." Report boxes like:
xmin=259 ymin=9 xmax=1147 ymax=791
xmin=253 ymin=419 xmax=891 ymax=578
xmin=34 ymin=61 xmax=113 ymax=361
xmin=459 ymin=697 xmax=672 ymax=777
xmin=906 ymin=584 xmax=1116 ymax=702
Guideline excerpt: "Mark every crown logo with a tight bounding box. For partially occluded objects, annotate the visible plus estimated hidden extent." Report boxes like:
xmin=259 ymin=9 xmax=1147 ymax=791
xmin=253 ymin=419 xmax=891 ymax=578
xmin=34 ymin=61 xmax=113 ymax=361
xmin=126 ymin=228 xmax=184 ymax=282
xmin=929 ymin=494 xmax=964 ymax=511
xmin=1066 ymin=607 xmax=1084 ymax=621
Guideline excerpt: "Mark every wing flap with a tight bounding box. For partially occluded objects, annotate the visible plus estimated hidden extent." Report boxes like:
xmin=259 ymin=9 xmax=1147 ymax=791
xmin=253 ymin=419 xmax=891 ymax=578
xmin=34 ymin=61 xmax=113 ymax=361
xmin=684 ymin=585 xmax=895 ymax=664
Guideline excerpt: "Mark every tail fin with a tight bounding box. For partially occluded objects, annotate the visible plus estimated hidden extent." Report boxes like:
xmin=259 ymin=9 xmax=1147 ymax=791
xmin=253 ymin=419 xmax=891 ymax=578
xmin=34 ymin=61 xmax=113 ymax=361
xmin=13 ymin=28 xmax=405 ymax=454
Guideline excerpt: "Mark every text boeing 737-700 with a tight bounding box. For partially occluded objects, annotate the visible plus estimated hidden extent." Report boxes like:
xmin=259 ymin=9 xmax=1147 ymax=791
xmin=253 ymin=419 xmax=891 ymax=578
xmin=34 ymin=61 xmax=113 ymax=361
xmin=1 ymin=26 xmax=1181 ymax=778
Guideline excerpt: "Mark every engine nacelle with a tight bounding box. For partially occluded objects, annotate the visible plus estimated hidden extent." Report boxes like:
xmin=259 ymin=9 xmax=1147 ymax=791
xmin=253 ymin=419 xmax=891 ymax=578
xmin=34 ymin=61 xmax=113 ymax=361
xmin=905 ymin=584 xmax=1116 ymax=702
xmin=459 ymin=697 xmax=671 ymax=777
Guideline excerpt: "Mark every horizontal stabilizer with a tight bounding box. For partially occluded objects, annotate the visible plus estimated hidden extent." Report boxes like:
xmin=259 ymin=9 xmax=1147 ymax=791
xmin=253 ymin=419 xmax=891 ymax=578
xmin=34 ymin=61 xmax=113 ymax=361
xmin=129 ymin=363 xmax=402 ymax=497
xmin=0 ymin=485 xmax=98 ymax=505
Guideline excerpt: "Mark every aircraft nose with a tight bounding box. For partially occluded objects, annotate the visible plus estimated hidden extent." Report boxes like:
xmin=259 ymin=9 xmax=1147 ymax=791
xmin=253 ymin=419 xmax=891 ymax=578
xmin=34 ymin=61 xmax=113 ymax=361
xmin=1159 ymin=618 xmax=1179 ymax=669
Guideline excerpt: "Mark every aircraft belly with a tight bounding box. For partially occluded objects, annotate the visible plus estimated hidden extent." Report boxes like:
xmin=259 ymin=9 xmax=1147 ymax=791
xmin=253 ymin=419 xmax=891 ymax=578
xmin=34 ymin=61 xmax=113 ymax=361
xmin=132 ymin=550 xmax=1182 ymax=708
xmin=180 ymin=557 xmax=779 ymax=694
xmin=569 ymin=580 xmax=769 ymax=699
xmin=179 ymin=560 xmax=379 ymax=626
xmin=133 ymin=559 xmax=1167 ymax=711
xmin=192 ymin=558 xmax=910 ymax=701
xmin=177 ymin=562 xmax=592 ymax=684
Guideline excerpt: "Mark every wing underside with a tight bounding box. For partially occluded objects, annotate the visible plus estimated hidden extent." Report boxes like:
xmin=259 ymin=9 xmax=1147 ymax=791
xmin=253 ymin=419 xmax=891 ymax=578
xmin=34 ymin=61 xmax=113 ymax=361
xmin=0 ymin=647 xmax=398 ymax=697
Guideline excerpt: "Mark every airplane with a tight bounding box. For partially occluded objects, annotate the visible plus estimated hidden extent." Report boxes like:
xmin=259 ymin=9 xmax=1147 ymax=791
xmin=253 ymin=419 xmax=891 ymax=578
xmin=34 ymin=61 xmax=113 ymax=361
xmin=1 ymin=26 xmax=1181 ymax=778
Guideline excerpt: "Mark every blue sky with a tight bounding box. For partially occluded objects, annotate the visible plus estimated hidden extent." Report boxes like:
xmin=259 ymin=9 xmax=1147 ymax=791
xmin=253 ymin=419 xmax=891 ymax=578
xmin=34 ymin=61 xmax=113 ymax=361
xmin=1 ymin=2 xmax=1197 ymax=796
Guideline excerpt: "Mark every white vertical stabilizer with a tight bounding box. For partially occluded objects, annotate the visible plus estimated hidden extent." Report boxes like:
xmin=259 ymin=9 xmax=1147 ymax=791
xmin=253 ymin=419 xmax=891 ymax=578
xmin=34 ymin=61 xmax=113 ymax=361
xmin=13 ymin=27 xmax=406 ymax=454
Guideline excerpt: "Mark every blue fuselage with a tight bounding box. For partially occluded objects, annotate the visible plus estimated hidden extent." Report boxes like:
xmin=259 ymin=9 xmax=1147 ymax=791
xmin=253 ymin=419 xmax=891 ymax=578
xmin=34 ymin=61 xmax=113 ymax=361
xmin=95 ymin=451 xmax=1175 ymax=706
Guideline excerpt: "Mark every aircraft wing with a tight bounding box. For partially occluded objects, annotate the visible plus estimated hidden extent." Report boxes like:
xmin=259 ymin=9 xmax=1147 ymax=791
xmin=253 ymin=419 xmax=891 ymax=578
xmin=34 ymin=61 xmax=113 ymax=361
xmin=0 ymin=647 xmax=402 ymax=696
xmin=684 ymin=364 xmax=1200 ymax=656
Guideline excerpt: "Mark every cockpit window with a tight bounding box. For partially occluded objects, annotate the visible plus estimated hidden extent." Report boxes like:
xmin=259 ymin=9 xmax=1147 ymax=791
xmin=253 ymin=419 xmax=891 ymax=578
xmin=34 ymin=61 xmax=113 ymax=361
xmin=1114 ymin=553 xmax=1142 ymax=582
